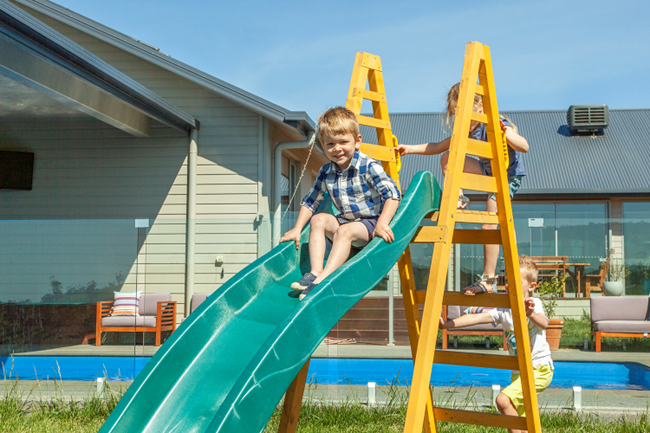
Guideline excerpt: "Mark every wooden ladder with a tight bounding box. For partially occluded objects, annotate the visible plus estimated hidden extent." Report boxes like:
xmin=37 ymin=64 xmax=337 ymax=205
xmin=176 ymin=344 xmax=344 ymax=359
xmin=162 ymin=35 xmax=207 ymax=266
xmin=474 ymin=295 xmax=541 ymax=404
xmin=402 ymin=41 xmax=542 ymax=433
xmin=278 ymin=42 xmax=542 ymax=433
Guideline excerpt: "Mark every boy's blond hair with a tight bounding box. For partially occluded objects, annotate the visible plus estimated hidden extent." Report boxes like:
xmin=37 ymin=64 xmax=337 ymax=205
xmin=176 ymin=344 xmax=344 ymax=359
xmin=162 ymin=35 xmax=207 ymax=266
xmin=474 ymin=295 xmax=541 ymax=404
xmin=519 ymin=255 xmax=538 ymax=284
xmin=317 ymin=107 xmax=359 ymax=143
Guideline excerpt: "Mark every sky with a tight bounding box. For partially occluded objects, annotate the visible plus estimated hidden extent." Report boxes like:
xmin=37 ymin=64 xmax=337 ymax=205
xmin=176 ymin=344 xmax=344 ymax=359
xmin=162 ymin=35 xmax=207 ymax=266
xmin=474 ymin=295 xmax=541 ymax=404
xmin=50 ymin=0 xmax=650 ymax=120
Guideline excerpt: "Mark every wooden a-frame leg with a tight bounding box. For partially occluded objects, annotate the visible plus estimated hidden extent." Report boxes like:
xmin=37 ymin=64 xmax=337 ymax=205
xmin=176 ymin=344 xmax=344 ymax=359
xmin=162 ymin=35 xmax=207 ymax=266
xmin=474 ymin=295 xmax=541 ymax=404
xmin=398 ymin=250 xmax=436 ymax=433
xmin=278 ymin=358 xmax=311 ymax=433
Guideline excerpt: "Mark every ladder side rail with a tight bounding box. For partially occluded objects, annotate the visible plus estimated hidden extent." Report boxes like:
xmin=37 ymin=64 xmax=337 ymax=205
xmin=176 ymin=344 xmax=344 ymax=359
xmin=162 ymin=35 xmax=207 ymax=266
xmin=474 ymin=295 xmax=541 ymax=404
xmin=403 ymin=41 xmax=484 ymax=433
xmin=479 ymin=45 xmax=542 ymax=433
xmin=398 ymin=249 xmax=435 ymax=433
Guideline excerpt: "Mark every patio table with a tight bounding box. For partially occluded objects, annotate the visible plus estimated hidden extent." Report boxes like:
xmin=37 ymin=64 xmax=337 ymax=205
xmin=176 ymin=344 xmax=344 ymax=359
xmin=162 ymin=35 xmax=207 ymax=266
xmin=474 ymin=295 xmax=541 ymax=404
xmin=565 ymin=263 xmax=591 ymax=297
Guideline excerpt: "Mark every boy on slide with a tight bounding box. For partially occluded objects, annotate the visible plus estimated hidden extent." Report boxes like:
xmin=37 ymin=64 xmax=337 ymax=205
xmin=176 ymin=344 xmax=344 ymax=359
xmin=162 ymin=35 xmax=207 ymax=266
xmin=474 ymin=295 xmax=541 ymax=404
xmin=439 ymin=255 xmax=553 ymax=433
xmin=280 ymin=107 xmax=401 ymax=300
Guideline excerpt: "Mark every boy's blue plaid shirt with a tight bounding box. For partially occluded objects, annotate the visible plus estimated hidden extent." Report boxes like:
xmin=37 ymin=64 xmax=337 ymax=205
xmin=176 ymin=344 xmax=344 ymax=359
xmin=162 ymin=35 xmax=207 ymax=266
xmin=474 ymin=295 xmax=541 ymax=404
xmin=301 ymin=150 xmax=401 ymax=222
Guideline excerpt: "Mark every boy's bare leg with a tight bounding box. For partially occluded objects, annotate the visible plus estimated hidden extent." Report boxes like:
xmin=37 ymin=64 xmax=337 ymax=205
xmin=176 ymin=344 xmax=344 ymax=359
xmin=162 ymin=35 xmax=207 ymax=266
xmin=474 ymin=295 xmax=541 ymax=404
xmin=496 ymin=393 xmax=525 ymax=433
xmin=312 ymin=221 xmax=370 ymax=285
xmin=307 ymin=213 xmax=340 ymax=276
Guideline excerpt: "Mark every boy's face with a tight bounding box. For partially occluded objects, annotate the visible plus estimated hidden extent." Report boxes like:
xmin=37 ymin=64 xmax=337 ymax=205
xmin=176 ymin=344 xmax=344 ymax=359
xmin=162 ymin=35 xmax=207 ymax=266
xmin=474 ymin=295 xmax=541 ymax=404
xmin=322 ymin=132 xmax=361 ymax=170
xmin=505 ymin=268 xmax=537 ymax=298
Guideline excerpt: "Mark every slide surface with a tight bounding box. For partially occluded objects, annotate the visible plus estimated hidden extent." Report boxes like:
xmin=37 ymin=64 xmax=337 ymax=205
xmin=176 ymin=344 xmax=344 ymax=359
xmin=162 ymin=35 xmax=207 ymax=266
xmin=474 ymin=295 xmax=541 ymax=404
xmin=99 ymin=171 xmax=440 ymax=433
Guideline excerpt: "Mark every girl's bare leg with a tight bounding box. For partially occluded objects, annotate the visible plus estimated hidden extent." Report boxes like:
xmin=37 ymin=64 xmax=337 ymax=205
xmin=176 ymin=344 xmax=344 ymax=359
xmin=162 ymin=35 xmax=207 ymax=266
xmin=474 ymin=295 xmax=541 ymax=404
xmin=440 ymin=151 xmax=499 ymax=294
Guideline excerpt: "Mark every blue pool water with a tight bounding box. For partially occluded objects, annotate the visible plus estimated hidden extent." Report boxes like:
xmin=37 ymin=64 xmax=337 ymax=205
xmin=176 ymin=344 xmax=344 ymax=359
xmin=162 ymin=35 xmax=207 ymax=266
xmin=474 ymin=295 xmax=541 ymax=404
xmin=2 ymin=356 xmax=649 ymax=391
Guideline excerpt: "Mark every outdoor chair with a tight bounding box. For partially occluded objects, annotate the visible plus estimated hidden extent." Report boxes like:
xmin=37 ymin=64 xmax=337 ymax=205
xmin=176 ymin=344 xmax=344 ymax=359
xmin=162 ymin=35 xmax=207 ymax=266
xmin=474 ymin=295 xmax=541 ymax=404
xmin=96 ymin=293 xmax=177 ymax=346
xmin=531 ymin=256 xmax=569 ymax=296
xmin=585 ymin=258 xmax=610 ymax=298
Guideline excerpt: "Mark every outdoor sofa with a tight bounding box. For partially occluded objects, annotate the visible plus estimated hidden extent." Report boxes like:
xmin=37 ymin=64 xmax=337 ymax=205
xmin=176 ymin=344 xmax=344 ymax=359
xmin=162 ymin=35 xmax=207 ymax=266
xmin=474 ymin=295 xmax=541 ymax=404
xmin=590 ymin=296 xmax=650 ymax=352
xmin=442 ymin=305 xmax=507 ymax=350
xmin=181 ymin=293 xmax=209 ymax=323
xmin=96 ymin=293 xmax=177 ymax=346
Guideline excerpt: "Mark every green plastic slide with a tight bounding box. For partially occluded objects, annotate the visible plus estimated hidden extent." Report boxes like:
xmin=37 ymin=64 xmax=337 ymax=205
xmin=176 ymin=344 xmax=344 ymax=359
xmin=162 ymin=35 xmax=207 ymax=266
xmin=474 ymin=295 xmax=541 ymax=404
xmin=99 ymin=171 xmax=440 ymax=433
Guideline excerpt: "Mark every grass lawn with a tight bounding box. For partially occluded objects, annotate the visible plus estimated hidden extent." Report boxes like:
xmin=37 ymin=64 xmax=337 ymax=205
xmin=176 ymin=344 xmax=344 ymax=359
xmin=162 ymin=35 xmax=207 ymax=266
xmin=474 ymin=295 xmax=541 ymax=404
xmin=2 ymin=390 xmax=649 ymax=433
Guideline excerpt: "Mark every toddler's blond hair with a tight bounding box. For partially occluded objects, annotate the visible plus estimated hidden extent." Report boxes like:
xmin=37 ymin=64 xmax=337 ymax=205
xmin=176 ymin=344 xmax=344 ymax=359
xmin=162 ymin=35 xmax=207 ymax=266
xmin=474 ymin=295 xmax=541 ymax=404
xmin=519 ymin=255 xmax=538 ymax=284
xmin=317 ymin=107 xmax=359 ymax=143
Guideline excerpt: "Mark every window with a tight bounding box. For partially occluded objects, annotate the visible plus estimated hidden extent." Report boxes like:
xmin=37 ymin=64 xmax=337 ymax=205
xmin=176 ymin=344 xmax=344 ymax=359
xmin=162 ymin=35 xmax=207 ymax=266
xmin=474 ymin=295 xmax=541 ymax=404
xmin=622 ymin=202 xmax=650 ymax=295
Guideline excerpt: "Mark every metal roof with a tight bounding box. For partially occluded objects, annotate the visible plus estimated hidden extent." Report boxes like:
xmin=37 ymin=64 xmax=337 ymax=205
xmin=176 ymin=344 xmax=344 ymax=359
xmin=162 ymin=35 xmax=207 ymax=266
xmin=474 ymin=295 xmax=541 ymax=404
xmin=12 ymin=0 xmax=315 ymax=135
xmin=0 ymin=0 xmax=197 ymax=133
xmin=361 ymin=109 xmax=650 ymax=198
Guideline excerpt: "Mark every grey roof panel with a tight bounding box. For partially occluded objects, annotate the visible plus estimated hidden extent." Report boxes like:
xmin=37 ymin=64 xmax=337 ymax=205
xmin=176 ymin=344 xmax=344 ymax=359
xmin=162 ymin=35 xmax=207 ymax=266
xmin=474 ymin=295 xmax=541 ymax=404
xmin=13 ymin=0 xmax=315 ymax=133
xmin=0 ymin=0 xmax=197 ymax=132
xmin=361 ymin=109 xmax=650 ymax=197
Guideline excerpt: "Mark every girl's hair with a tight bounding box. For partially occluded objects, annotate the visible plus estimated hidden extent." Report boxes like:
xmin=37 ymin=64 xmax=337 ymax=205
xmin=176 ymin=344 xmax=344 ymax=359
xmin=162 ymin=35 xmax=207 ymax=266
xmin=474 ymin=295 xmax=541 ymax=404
xmin=445 ymin=82 xmax=482 ymax=128
xmin=444 ymin=82 xmax=519 ymax=133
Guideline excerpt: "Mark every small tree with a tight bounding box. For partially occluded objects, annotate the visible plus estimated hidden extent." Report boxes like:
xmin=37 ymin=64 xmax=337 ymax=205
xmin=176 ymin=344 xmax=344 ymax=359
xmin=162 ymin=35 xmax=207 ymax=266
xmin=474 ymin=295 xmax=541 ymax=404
xmin=536 ymin=273 xmax=566 ymax=318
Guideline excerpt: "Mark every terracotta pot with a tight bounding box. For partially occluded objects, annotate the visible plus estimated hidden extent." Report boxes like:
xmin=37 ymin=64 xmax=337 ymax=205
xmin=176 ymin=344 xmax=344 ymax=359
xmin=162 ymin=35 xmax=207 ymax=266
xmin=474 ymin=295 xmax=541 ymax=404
xmin=546 ymin=318 xmax=564 ymax=351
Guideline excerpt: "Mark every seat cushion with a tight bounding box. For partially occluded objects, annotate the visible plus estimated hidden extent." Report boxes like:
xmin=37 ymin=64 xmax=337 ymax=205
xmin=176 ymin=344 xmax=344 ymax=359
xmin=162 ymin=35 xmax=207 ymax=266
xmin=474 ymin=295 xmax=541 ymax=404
xmin=102 ymin=316 xmax=156 ymax=328
xmin=591 ymin=297 xmax=650 ymax=322
xmin=593 ymin=320 xmax=650 ymax=333
xmin=140 ymin=293 xmax=172 ymax=316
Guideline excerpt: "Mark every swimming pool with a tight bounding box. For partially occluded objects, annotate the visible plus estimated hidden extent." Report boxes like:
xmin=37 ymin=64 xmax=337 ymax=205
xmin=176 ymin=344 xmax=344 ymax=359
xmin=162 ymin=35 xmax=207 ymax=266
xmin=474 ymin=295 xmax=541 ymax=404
xmin=2 ymin=356 xmax=649 ymax=391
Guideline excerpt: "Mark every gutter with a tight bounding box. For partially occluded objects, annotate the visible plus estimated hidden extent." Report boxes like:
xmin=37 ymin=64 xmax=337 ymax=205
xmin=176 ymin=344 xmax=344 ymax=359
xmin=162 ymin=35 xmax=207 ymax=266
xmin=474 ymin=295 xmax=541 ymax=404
xmin=272 ymin=130 xmax=317 ymax=247
xmin=184 ymin=128 xmax=198 ymax=317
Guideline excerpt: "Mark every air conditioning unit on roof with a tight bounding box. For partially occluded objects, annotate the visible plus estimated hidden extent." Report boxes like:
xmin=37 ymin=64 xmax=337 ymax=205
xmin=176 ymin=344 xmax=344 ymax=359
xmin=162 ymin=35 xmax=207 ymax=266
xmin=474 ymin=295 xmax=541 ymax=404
xmin=567 ymin=105 xmax=609 ymax=134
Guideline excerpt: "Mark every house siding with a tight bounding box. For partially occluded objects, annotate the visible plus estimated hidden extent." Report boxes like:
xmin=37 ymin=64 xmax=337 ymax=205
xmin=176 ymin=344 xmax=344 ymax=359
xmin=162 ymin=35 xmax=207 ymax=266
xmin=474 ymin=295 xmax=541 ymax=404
xmin=6 ymin=4 xmax=268 ymax=320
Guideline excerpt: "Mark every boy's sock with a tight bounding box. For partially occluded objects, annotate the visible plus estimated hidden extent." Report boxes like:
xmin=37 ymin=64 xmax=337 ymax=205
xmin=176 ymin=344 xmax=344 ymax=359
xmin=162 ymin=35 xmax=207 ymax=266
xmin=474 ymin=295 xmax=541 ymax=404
xmin=291 ymin=272 xmax=317 ymax=291
xmin=299 ymin=282 xmax=317 ymax=301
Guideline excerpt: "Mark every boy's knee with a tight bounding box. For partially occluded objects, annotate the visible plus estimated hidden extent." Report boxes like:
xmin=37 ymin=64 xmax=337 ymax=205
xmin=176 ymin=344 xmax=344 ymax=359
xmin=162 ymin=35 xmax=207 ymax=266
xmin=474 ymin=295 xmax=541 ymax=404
xmin=495 ymin=393 xmax=513 ymax=413
xmin=333 ymin=223 xmax=353 ymax=239
xmin=311 ymin=213 xmax=330 ymax=228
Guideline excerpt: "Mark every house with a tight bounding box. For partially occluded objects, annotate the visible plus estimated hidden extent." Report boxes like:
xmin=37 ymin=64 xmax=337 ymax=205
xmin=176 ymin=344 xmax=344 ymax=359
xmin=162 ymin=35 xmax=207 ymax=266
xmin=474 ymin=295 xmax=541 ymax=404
xmin=0 ymin=0 xmax=326 ymax=327
xmin=365 ymin=109 xmax=650 ymax=297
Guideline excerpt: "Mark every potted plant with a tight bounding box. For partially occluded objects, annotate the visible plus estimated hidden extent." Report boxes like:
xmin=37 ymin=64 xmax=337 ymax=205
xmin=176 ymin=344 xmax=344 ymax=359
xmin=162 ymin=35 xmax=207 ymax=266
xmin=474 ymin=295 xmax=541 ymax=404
xmin=603 ymin=259 xmax=630 ymax=296
xmin=536 ymin=273 xmax=565 ymax=351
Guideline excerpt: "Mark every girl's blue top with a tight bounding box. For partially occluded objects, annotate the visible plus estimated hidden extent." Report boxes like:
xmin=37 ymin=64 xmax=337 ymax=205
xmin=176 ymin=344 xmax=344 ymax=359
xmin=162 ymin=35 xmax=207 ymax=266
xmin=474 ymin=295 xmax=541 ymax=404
xmin=469 ymin=116 xmax=526 ymax=178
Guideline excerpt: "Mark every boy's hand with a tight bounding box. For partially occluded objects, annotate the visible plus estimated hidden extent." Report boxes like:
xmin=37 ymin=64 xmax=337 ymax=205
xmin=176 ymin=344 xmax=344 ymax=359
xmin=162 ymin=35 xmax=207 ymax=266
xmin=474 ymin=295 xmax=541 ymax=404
xmin=279 ymin=228 xmax=301 ymax=250
xmin=524 ymin=298 xmax=535 ymax=318
xmin=373 ymin=221 xmax=394 ymax=243
xmin=439 ymin=317 xmax=448 ymax=329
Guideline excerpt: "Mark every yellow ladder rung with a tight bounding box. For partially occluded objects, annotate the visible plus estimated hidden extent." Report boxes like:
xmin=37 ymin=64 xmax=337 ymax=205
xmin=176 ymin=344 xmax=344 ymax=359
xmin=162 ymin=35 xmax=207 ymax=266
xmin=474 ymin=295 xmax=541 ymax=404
xmin=413 ymin=291 xmax=511 ymax=308
xmin=456 ymin=210 xmax=499 ymax=224
xmin=434 ymin=351 xmax=518 ymax=370
xmin=453 ymin=229 xmax=502 ymax=245
xmin=411 ymin=226 xmax=448 ymax=243
xmin=357 ymin=114 xmax=391 ymax=130
xmin=352 ymin=87 xmax=386 ymax=102
xmin=466 ymin=138 xmax=493 ymax=159
xmin=359 ymin=143 xmax=396 ymax=162
xmin=471 ymin=111 xmax=488 ymax=124
xmin=433 ymin=408 xmax=528 ymax=431
xmin=460 ymin=173 xmax=498 ymax=194
xmin=474 ymin=84 xmax=485 ymax=96
xmin=443 ymin=291 xmax=511 ymax=308
xmin=360 ymin=53 xmax=382 ymax=71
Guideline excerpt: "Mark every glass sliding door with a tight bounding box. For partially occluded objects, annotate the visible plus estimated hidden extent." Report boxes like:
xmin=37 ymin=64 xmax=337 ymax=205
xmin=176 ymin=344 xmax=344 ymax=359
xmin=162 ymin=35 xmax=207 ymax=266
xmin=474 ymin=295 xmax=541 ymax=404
xmin=622 ymin=202 xmax=650 ymax=295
